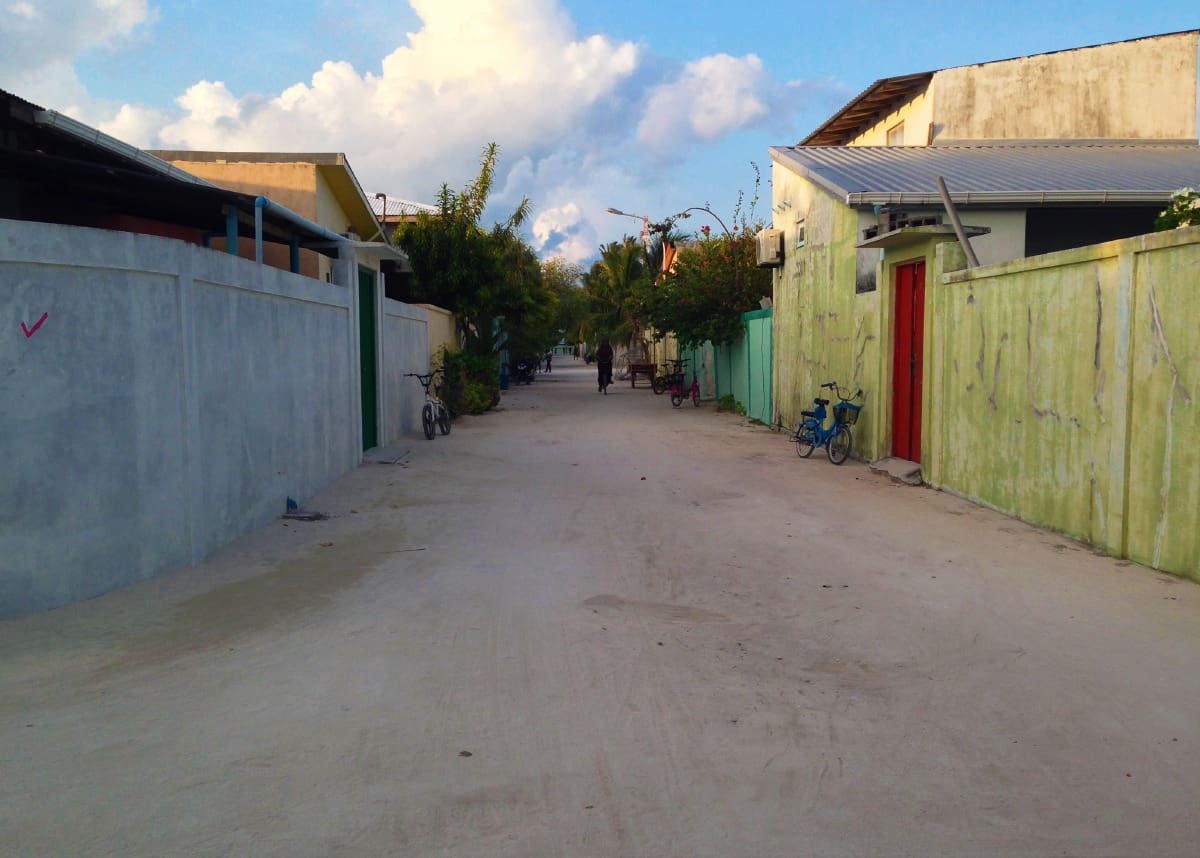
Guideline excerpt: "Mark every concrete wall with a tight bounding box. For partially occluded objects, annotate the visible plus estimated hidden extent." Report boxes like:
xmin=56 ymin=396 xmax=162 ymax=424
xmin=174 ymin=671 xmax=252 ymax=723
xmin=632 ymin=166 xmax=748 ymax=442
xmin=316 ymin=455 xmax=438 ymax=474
xmin=0 ymin=219 xmax=367 ymax=616
xmin=925 ymin=226 xmax=1200 ymax=579
xmin=380 ymin=299 xmax=431 ymax=441
xmin=932 ymin=32 xmax=1198 ymax=142
xmin=845 ymin=32 xmax=1198 ymax=146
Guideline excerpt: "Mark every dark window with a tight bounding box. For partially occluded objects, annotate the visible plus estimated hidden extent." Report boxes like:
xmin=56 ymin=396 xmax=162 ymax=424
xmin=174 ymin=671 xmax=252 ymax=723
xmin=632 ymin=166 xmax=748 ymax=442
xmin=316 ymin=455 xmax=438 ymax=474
xmin=1025 ymin=207 xmax=1159 ymax=257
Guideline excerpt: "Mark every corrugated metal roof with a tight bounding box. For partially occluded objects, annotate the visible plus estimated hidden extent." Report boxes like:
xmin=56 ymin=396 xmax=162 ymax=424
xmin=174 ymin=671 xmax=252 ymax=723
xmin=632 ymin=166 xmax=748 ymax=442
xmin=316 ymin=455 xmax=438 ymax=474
xmin=369 ymin=196 xmax=438 ymax=217
xmin=769 ymin=144 xmax=1200 ymax=206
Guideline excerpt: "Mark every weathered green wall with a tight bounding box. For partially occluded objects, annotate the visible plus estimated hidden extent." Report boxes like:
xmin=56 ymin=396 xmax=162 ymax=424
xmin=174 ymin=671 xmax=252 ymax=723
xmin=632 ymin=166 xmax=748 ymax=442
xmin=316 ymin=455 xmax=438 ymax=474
xmin=927 ymin=227 xmax=1200 ymax=579
xmin=770 ymin=164 xmax=882 ymax=455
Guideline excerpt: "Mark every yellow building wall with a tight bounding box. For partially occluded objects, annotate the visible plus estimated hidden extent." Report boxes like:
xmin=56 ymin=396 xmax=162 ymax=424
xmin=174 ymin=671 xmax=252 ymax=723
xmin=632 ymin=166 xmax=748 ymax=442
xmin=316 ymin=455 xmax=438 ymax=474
xmin=847 ymin=88 xmax=935 ymax=146
xmin=419 ymin=304 xmax=459 ymax=362
xmin=770 ymin=161 xmax=885 ymax=457
xmin=927 ymin=227 xmax=1200 ymax=579
xmin=160 ymin=161 xmax=329 ymax=279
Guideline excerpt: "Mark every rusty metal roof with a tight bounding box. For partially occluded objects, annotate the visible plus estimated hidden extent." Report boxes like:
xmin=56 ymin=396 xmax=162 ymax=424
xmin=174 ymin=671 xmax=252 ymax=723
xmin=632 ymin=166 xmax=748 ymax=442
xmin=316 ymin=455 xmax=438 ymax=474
xmin=769 ymin=144 xmax=1200 ymax=207
xmin=800 ymin=73 xmax=933 ymax=146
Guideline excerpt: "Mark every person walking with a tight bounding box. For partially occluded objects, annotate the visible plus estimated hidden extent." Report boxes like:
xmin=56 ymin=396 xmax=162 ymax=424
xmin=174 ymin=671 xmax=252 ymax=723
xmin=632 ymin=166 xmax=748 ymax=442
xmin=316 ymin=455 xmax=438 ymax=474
xmin=596 ymin=337 xmax=614 ymax=394
xmin=544 ymin=350 xmax=552 ymax=373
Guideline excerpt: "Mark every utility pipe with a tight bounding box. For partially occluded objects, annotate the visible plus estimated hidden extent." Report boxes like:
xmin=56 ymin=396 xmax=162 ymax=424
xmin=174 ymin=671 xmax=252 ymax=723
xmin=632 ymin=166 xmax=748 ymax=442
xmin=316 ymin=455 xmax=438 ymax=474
xmin=254 ymin=196 xmax=348 ymax=272
xmin=935 ymin=176 xmax=981 ymax=269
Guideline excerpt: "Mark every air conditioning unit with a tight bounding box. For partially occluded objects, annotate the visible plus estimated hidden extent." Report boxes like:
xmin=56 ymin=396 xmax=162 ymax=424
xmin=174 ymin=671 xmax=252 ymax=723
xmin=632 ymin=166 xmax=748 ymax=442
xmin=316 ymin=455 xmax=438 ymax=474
xmin=755 ymin=228 xmax=783 ymax=268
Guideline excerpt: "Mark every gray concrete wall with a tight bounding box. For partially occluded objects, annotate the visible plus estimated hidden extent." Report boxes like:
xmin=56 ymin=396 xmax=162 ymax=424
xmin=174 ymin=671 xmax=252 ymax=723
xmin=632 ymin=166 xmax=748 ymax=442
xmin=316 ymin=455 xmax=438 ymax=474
xmin=0 ymin=219 xmax=370 ymax=616
xmin=381 ymin=298 xmax=431 ymax=442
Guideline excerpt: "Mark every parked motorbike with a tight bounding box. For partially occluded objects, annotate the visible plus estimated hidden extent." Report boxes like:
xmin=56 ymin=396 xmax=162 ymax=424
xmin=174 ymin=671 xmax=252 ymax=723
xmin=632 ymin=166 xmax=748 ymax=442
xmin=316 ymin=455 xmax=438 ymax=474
xmin=514 ymin=357 xmax=535 ymax=384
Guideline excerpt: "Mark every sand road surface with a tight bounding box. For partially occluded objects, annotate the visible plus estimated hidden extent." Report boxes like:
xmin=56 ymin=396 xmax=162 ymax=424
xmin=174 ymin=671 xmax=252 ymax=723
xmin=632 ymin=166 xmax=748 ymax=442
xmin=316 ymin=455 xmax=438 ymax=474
xmin=4 ymin=362 xmax=1199 ymax=857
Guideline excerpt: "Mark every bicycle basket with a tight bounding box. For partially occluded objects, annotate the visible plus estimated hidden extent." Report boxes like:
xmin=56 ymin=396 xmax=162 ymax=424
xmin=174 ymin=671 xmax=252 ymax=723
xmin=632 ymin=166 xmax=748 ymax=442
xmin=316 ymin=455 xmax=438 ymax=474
xmin=833 ymin=402 xmax=862 ymax=426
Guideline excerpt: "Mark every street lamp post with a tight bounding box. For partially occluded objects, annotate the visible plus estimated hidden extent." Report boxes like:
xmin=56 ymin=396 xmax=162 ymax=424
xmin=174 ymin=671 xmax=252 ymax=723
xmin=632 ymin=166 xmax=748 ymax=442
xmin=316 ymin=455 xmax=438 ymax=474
xmin=605 ymin=207 xmax=653 ymax=251
xmin=664 ymin=206 xmax=732 ymax=240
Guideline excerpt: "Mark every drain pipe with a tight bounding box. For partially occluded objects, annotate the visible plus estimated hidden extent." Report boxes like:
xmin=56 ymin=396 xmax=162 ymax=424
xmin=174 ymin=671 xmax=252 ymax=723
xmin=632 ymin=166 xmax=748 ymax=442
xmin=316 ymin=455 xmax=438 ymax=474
xmin=254 ymin=196 xmax=348 ymax=271
xmin=935 ymin=176 xmax=981 ymax=269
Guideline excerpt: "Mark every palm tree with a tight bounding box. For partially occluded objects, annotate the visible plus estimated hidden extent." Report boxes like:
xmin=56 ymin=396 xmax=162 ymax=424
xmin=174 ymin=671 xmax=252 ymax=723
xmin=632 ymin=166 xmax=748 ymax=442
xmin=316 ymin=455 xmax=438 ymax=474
xmin=582 ymin=238 xmax=648 ymax=350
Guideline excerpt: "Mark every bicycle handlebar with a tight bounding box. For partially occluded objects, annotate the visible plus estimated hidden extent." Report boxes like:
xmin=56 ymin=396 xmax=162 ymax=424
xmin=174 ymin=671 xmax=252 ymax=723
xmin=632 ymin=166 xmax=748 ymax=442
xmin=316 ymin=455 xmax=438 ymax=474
xmin=820 ymin=381 xmax=863 ymax=402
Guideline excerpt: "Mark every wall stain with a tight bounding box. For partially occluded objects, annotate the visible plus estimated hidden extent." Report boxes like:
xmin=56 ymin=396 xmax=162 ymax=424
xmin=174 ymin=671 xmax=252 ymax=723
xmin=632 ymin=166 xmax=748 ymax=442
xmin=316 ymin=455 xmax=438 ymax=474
xmin=987 ymin=333 xmax=1009 ymax=411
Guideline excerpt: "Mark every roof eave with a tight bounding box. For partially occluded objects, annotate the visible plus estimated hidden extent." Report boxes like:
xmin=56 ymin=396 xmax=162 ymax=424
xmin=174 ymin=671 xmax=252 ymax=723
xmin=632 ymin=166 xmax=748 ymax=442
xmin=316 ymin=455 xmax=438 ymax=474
xmin=846 ymin=190 xmax=1177 ymax=207
xmin=769 ymin=146 xmax=854 ymax=203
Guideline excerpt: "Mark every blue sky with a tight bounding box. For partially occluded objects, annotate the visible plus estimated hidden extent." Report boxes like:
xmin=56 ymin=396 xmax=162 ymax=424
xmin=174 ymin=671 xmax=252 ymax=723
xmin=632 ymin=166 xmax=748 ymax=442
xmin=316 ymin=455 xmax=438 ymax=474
xmin=2 ymin=1 xmax=1197 ymax=263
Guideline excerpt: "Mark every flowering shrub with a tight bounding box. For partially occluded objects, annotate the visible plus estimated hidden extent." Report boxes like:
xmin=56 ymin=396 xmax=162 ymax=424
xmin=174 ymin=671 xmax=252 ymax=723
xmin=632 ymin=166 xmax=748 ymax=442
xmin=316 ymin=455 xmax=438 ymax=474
xmin=1156 ymin=188 xmax=1200 ymax=230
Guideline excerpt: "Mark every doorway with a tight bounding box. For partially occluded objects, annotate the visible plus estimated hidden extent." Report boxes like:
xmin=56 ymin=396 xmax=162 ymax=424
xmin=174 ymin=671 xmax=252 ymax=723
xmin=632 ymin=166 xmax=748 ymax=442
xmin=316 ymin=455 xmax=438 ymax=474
xmin=892 ymin=260 xmax=925 ymax=462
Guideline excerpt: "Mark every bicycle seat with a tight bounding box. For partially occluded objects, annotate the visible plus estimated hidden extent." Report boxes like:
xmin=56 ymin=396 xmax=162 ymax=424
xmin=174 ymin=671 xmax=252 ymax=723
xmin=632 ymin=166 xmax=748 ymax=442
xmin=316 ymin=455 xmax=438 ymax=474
xmin=814 ymin=398 xmax=829 ymax=406
xmin=801 ymin=410 xmax=815 ymax=418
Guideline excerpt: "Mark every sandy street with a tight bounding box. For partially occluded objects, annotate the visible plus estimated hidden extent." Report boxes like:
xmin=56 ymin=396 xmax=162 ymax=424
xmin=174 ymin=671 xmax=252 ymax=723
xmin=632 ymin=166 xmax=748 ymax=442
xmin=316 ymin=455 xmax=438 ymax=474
xmin=3 ymin=361 xmax=1199 ymax=857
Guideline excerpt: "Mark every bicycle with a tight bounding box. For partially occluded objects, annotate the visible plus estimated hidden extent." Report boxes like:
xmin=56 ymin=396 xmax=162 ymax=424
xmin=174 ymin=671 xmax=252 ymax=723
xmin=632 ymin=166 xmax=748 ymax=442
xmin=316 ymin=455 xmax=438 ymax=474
xmin=405 ymin=370 xmax=451 ymax=440
xmin=651 ymin=358 xmax=683 ymax=396
xmin=667 ymin=359 xmax=700 ymax=408
xmin=790 ymin=381 xmax=862 ymax=464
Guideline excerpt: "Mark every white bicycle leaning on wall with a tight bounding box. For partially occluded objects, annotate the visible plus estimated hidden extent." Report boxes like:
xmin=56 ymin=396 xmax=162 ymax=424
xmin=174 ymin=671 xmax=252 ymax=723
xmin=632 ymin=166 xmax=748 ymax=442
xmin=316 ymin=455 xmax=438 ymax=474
xmin=405 ymin=370 xmax=451 ymax=440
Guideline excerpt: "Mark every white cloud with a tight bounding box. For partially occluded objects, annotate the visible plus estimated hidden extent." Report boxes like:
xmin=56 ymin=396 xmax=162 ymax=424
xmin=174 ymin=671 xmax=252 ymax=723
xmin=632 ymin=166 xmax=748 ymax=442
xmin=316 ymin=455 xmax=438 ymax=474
xmin=532 ymin=202 xmax=598 ymax=264
xmin=636 ymin=54 xmax=771 ymax=150
xmin=144 ymin=0 xmax=640 ymax=201
xmin=0 ymin=0 xmax=150 ymax=108
xmin=5 ymin=0 xmax=834 ymax=264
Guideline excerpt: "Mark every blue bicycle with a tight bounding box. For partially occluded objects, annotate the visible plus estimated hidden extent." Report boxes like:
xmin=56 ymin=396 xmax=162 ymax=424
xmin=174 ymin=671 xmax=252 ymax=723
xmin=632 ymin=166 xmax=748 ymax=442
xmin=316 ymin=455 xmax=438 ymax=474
xmin=791 ymin=381 xmax=863 ymax=464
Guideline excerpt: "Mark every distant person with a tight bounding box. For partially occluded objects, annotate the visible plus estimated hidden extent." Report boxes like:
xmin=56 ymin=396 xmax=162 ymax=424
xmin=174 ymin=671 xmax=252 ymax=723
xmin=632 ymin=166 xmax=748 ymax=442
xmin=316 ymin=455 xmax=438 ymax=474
xmin=573 ymin=345 xmax=579 ymax=360
xmin=596 ymin=337 xmax=614 ymax=394
xmin=544 ymin=350 xmax=552 ymax=373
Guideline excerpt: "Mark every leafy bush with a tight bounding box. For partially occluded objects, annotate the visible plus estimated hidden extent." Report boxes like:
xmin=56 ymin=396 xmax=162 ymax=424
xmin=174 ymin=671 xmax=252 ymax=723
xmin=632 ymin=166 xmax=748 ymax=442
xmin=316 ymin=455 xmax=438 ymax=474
xmin=437 ymin=347 xmax=499 ymax=415
xmin=1156 ymin=188 xmax=1200 ymax=230
xmin=716 ymin=394 xmax=746 ymax=415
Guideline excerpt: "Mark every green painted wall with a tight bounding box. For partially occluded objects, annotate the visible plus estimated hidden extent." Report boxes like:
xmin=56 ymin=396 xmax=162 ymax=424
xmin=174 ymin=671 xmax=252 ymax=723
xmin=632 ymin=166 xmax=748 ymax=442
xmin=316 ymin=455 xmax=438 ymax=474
xmin=927 ymin=227 xmax=1200 ymax=579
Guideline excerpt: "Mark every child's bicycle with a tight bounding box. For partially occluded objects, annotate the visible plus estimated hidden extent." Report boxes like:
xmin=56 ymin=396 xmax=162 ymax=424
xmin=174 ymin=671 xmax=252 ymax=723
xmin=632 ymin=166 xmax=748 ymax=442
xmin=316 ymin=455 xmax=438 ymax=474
xmin=650 ymin=360 xmax=678 ymax=396
xmin=667 ymin=358 xmax=700 ymax=408
xmin=789 ymin=381 xmax=862 ymax=464
xmin=652 ymin=358 xmax=684 ymax=396
xmin=405 ymin=370 xmax=450 ymax=440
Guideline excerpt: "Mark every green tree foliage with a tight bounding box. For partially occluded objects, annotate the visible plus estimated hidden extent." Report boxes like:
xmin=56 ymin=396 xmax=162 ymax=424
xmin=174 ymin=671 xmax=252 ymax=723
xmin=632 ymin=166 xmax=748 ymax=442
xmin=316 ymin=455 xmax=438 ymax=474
xmin=633 ymin=168 xmax=773 ymax=349
xmin=1156 ymin=187 xmax=1200 ymax=230
xmin=395 ymin=142 xmax=548 ymax=357
xmin=635 ymin=226 xmax=771 ymax=349
xmin=581 ymin=238 xmax=650 ymax=347
xmin=541 ymin=257 xmax=588 ymax=344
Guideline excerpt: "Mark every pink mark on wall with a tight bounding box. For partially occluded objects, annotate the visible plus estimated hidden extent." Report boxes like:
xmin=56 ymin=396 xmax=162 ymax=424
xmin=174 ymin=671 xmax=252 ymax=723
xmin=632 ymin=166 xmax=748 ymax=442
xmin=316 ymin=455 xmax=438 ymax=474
xmin=20 ymin=313 xmax=48 ymax=338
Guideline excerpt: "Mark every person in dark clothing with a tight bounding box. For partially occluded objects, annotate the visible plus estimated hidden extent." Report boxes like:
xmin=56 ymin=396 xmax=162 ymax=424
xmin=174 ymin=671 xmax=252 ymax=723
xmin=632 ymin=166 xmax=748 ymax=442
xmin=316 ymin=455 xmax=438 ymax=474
xmin=544 ymin=350 xmax=552 ymax=373
xmin=596 ymin=338 xmax=614 ymax=393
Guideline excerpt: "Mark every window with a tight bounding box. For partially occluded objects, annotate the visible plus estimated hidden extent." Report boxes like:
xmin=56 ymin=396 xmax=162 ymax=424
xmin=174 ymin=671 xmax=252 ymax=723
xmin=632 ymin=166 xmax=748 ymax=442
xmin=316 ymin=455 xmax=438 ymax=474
xmin=887 ymin=121 xmax=905 ymax=146
xmin=794 ymin=219 xmax=806 ymax=249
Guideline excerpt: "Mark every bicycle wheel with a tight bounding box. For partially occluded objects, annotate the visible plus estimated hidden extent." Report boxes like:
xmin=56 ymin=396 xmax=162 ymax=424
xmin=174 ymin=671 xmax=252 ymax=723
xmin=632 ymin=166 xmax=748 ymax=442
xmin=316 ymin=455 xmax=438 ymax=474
xmin=828 ymin=425 xmax=852 ymax=464
xmin=795 ymin=424 xmax=817 ymax=458
xmin=651 ymin=376 xmax=667 ymax=395
xmin=691 ymin=385 xmax=700 ymax=407
xmin=437 ymin=404 xmax=450 ymax=436
xmin=421 ymin=403 xmax=435 ymax=440
xmin=670 ymin=392 xmax=683 ymax=407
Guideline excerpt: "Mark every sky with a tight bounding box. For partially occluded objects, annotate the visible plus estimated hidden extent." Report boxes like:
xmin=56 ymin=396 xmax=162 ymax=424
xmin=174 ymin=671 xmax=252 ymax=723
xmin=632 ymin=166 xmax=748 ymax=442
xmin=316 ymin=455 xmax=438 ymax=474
xmin=2 ymin=1 xmax=1197 ymax=264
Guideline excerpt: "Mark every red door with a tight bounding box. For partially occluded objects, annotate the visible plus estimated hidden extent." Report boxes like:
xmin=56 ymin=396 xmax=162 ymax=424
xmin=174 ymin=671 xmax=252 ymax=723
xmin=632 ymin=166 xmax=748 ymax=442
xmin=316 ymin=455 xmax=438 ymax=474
xmin=892 ymin=260 xmax=925 ymax=462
